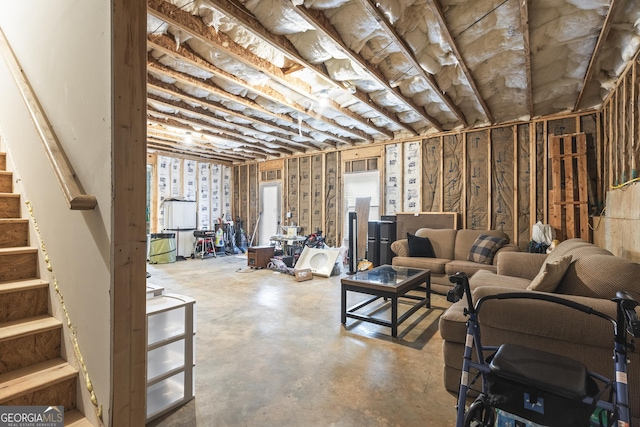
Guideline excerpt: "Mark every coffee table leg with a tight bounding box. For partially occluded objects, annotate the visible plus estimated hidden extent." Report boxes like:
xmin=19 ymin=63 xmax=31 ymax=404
xmin=391 ymin=296 xmax=398 ymax=337
xmin=341 ymin=285 xmax=347 ymax=325
xmin=426 ymin=275 xmax=431 ymax=308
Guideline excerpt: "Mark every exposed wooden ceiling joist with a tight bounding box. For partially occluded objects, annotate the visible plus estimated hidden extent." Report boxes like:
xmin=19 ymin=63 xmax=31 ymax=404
xmin=574 ymin=0 xmax=621 ymax=111
xmin=147 ymin=80 xmax=324 ymax=153
xmin=291 ymin=3 xmax=445 ymax=132
xmin=147 ymin=139 xmax=238 ymax=163
xmin=147 ymin=95 xmax=303 ymax=155
xmin=147 ymin=0 xmax=376 ymax=143
xmin=149 ymin=76 xmax=327 ymax=151
xmin=355 ymin=0 xmax=468 ymax=127
xmin=205 ymin=0 xmax=413 ymax=136
xmin=148 ymin=34 xmax=362 ymax=145
xmin=147 ymin=59 xmax=345 ymax=148
xmin=147 ymin=132 xmax=258 ymax=162
xmin=425 ymin=0 xmax=494 ymax=124
xmin=147 ymin=110 xmax=293 ymax=159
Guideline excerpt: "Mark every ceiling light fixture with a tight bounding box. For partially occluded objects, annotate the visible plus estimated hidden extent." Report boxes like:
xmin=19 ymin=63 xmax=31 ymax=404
xmin=184 ymin=131 xmax=194 ymax=145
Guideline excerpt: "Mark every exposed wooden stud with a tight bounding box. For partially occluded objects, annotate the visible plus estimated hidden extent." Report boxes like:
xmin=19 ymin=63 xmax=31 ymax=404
xmin=596 ymin=112 xmax=602 ymax=203
xmin=112 ymin=0 xmax=147 ymax=424
xmin=633 ymin=59 xmax=638 ymax=178
xmin=574 ymin=0 xmax=621 ymax=111
xmin=513 ymin=125 xmax=519 ymax=246
xmin=487 ymin=129 xmax=492 ymax=229
xmin=292 ymin=3 xmax=444 ymax=132
xmin=439 ymin=136 xmax=444 ymax=211
xmin=542 ymin=120 xmax=548 ymax=224
xmin=427 ymin=0 xmax=493 ymax=124
xmin=529 ymin=121 xmax=536 ymax=233
xmin=622 ymin=74 xmax=627 ymax=182
xmin=462 ymin=133 xmax=467 ymax=229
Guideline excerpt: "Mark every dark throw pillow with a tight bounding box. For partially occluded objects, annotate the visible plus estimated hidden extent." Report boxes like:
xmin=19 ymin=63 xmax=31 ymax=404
xmin=468 ymin=234 xmax=506 ymax=264
xmin=407 ymin=233 xmax=436 ymax=258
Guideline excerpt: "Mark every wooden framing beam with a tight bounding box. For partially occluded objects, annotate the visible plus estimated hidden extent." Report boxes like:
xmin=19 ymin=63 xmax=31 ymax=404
xmin=292 ymin=3 xmax=444 ymax=132
xmin=147 ymin=59 xmax=344 ymax=148
xmin=111 ymin=0 xmax=146 ymax=424
xmin=519 ymin=0 xmax=534 ymax=119
xmin=148 ymin=140 xmax=239 ymax=164
xmin=147 ymin=75 xmax=333 ymax=150
xmin=426 ymin=0 xmax=493 ymax=124
xmin=356 ymin=0 xmax=468 ymax=126
xmin=147 ymin=130 xmax=265 ymax=162
xmin=146 ymin=113 xmax=283 ymax=157
xmin=146 ymin=87 xmax=312 ymax=153
xmin=574 ymin=0 xmax=621 ymax=111
xmin=146 ymin=97 xmax=298 ymax=155
xmin=207 ymin=0 xmax=410 ymax=136
xmin=147 ymin=0 xmax=374 ymax=142
xmin=148 ymin=35 xmax=362 ymax=145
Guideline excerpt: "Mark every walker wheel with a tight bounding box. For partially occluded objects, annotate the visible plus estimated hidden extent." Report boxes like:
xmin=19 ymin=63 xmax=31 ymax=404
xmin=463 ymin=396 xmax=495 ymax=427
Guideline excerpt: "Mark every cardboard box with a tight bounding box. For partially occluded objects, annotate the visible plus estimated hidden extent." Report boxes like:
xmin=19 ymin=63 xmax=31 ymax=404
xmin=294 ymin=268 xmax=313 ymax=282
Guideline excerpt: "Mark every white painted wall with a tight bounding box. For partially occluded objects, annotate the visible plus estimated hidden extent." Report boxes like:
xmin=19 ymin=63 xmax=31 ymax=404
xmin=0 ymin=2 xmax=111 ymax=425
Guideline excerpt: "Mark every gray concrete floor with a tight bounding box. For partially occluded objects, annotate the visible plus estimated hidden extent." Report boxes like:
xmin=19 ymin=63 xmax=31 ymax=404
xmin=146 ymin=254 xmax=457 ymax=427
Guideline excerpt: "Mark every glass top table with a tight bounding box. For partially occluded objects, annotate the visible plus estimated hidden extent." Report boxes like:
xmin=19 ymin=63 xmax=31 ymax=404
xmin=340 ymin=265 xmax=431 ymax=338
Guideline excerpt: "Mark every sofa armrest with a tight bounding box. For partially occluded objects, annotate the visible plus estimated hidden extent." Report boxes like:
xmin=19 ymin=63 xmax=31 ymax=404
xmin=472 ymin=286 xmax=617 ymax=350
xmin=390 ymin=239 xmax=409 ymax=257
xmin=496 ymin=252 xmax=546 ymax=280
xmin=492 ymin=244 xmax=519 ymax=265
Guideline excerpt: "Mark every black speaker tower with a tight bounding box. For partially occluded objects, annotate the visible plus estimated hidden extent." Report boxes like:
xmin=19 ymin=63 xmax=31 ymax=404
xmin=348 ymin=212 xmax=357 ymax=274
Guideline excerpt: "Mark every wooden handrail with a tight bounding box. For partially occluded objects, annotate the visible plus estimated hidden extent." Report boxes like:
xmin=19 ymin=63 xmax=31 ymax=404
xmin=0 ymin=27 xmax=97 ymax=210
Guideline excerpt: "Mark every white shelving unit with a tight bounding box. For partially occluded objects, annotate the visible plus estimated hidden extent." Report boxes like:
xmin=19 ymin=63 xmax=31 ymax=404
xmin=146 ymin=293 xmax=196 ymax=422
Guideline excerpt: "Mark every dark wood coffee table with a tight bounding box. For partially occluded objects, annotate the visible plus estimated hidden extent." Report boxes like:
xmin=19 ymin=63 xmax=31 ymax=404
xmin=341 ymin=265 xmax=431 ymax=337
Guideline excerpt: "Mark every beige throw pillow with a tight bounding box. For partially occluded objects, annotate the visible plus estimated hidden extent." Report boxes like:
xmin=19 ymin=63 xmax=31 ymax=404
xmin=527 ymin=255 xmax=573 ymax=292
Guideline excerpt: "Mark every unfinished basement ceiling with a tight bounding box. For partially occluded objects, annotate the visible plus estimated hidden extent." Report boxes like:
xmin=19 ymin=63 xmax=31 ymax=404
xmin=146 ymin=0 xmax=640 ymax=163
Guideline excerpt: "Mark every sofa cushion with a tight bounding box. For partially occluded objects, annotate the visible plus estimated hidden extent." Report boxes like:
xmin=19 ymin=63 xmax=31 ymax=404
xmin=527 ymin=254 xmax=573 ymax=293
xmin=467 ymin=234 xmax=506 ymax=264
xmin=413 ymin=228 xmax=457 ymax=259
xmin=445 ymin=260 xmax=497 ymax=276
xmin=407 ymin=233 xmax=435 ymax=257
xmin=391 ymin=256 xmax=449 ymax=274
xmin=469 ymin=270 xmax=532 ymax=290
xmin=454 ymin=229 xmax=509 ymax=261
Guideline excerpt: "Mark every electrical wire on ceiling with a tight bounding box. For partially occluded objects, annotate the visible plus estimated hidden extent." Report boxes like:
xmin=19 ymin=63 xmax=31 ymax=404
xmin=455 ymin=0 xmax=511 ymax=38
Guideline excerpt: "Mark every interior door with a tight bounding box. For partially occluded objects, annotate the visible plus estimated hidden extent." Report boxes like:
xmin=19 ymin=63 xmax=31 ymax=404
xmin=258 ymin=182 xmax=281 ymax=246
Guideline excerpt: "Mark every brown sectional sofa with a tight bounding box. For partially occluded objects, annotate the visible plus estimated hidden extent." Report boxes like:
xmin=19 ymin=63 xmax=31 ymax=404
xmin=390 ymin=228 xmax=518 ymax=294
xmin=438 ymin=238 xmax=640 ymax=424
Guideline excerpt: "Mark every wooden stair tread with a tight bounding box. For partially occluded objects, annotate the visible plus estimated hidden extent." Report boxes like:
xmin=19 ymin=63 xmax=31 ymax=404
xmin=0 ymin=315 xmax=61 ymax=342
xmin=0 ymin=278 xmax=48 ymax=294
xmin=65 ymin=409 xmax=93 ymax=427
xmin=0 ymin=192 xmax=19 ymax=197
xmin=0 ymin=358 xmax=77 ymax=402
xmin=0 ymin=246 xmax=37 ymax=255
xmin=0 ymin=218 xmax=28 ymax=223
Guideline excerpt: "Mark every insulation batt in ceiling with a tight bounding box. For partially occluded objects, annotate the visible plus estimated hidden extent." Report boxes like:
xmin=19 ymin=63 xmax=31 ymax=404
xmin=146 ymin=0 xmax=640 ymax=163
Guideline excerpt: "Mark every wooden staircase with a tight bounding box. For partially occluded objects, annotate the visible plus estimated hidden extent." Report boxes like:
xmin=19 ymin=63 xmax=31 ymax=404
xmin=0 ymin=152 xmax=92 ymax=426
